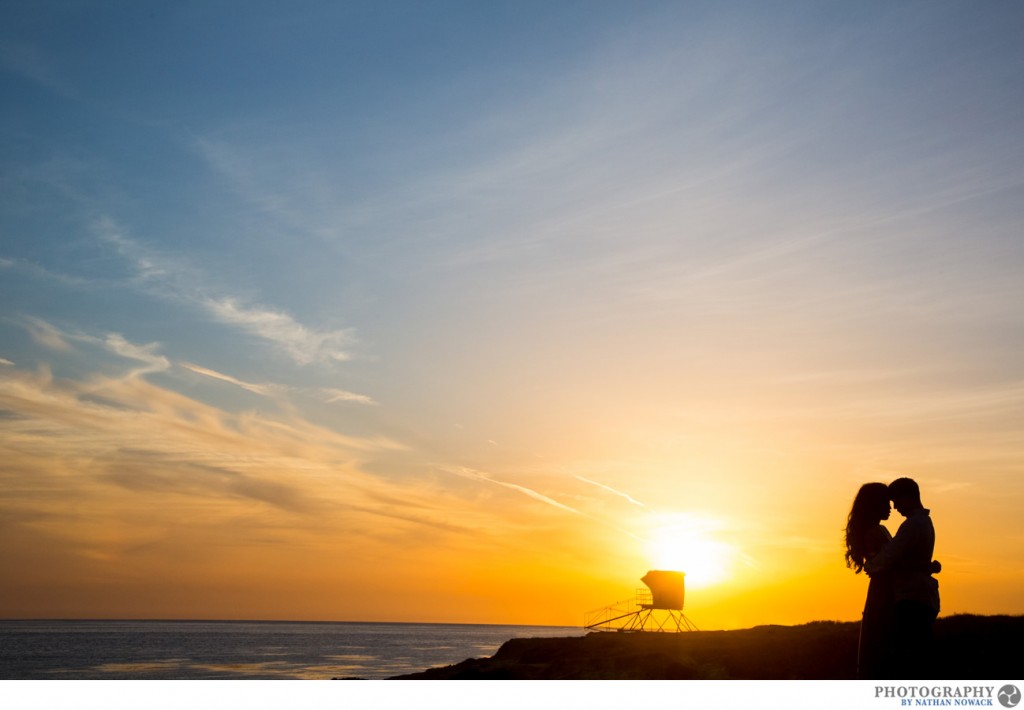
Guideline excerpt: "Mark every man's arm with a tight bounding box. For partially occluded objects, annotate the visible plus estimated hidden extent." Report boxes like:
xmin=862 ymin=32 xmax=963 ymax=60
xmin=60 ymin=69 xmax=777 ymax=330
xmin=865 ymin=518 xmax=919 ymax=576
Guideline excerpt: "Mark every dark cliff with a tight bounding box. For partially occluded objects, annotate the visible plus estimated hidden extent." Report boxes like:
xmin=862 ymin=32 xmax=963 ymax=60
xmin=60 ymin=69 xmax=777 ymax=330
xmin=393 ymin=615 xmax=1022 ymax=680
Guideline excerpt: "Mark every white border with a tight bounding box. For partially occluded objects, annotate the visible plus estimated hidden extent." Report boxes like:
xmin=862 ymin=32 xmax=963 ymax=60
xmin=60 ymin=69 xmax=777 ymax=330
xmin=5 ymin=680 xmax=1022 ymax=710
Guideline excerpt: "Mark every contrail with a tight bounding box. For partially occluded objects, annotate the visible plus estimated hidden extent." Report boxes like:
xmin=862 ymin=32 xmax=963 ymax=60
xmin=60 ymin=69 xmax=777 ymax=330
xmin=448 ymin=467 xmax=583 ymax=516
xmin=574 ymin=475 xmax=645 ymax=506
xmin=181 ymin=362 xmax=274 ymax=396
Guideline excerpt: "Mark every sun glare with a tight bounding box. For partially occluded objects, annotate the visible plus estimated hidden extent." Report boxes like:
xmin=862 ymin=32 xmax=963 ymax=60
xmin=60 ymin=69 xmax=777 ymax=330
xmin=645 ymin=515 xmax=734 ymax=589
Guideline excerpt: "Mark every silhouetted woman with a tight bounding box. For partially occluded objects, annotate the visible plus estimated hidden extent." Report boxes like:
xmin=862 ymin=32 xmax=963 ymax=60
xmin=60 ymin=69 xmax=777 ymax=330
xmin=845 ymin=482 xmax=895 ymax=679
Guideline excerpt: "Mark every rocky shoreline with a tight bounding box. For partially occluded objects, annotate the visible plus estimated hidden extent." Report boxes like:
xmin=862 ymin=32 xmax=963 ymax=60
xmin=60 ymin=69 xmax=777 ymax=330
xmin=391 ymin=615 xmax=1022 ymax=680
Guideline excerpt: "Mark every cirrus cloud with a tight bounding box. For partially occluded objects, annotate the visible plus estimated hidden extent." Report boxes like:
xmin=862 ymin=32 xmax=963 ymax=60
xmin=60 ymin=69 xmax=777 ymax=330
xmin=96 ymin=220 xmax=355 ymax=366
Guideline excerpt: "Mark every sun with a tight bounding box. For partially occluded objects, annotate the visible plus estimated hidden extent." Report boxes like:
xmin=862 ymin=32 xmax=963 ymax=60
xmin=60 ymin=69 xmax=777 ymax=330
xmin=645 ymin=515 xmax=734 ymax=589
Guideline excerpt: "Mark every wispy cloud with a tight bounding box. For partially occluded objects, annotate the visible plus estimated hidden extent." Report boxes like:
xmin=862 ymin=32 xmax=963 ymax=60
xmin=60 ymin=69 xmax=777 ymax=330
xmin=182 ymin=362 xmax=376 ymax=406
xmin=323 ymin=388 xmax=377 ymax=406
xmin=17 ymin=317 xmax=171 ymax=379
xmin=446 ymin=466 xmax=583 ymax=516
xmin=16 ymin=318 xmax=374 ymax=414
xmin=101 ymin=333 xmax=171 ymax=377
xmin=180 ymin=362 xmax=275 ymax=396
xmin=0 ymin=256 xmax=99 ymax=288
xmin=23 ymin=317 xmax=72 ymax=352
xmin=573 ymin=475 xmax=645 ymax=506
xmin=201 ymin=296 xmax=351 ymax=365
xmin=95 ymin=220 xmax=355 ymax=366
xmin=0 ymin=358 xmax=443 ymax=535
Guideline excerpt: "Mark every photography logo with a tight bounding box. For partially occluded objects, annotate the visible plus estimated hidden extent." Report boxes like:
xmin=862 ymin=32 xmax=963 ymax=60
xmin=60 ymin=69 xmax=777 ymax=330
xmin=999 ymin=685 xmax=1021 ymax=709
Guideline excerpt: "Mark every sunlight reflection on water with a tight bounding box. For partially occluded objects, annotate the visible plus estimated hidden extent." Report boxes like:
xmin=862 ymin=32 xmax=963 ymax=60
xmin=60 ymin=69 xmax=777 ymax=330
xmin=0 ymin=620 xmax=585 ymax=679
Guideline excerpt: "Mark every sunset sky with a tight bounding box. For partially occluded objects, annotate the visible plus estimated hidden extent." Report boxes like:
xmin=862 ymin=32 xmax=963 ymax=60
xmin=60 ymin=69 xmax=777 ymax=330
xmin=2 ymin=1 xmax=1022 ymax=630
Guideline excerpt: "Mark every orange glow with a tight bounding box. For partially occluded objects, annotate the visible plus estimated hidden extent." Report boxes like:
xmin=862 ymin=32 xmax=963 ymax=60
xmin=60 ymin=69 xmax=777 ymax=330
xmin=644 ymin=514 xmax=736 ymax=589
xmin=2 ymin=350 xmax=1023 ymax=631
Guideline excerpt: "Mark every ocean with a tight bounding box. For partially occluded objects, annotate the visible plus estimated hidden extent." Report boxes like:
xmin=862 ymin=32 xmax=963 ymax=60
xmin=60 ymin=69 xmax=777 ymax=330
xmin=0 ymin=619 xmax=586 ymax=680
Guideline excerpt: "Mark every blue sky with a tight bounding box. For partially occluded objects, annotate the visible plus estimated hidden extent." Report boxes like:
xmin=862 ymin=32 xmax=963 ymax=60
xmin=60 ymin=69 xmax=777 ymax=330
xmin=2 ymin=1 xmax=1023 ymax=625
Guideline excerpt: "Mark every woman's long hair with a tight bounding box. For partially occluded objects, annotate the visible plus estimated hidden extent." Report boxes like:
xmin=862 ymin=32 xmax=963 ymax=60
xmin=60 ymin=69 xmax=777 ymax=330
xmin=845 ymin=482 xmax=889 ymax=573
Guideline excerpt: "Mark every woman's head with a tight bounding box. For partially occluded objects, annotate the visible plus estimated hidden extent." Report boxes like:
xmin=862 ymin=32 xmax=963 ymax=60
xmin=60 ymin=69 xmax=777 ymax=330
xmin=852 ymin=482 xmax=891 ymax=524
xmin=844 ymin=482 xmax=891 ymax=573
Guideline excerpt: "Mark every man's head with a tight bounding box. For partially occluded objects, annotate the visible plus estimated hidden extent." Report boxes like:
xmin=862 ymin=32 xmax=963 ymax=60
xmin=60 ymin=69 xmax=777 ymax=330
xmin=888 ymin=477 xmax=923 ymax=516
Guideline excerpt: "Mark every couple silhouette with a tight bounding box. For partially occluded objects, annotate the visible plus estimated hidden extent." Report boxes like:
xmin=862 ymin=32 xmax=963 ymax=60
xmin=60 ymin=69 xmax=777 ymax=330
xmin=845 ymin=477 xmax=940 ymax=679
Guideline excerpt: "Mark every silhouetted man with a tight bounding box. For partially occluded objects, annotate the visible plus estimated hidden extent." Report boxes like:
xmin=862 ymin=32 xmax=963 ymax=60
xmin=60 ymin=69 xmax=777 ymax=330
xmin=866 ymin=477 xmax=940 ymax=678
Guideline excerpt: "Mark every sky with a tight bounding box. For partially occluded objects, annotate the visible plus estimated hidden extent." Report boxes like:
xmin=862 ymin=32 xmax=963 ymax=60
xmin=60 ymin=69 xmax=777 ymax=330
xmin=1 ymin=0 xmax=1023 ymax=629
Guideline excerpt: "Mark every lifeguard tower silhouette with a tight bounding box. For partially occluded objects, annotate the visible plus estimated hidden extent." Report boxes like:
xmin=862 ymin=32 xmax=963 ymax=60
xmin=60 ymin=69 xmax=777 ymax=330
xmin=585 ymin=570 xmax=698 ymax=632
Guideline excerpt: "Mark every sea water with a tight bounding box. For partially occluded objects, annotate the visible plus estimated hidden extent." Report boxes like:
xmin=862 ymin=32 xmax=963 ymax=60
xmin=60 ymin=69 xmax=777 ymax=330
xmin=0 ymin=619 xmax=585 ymax=680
